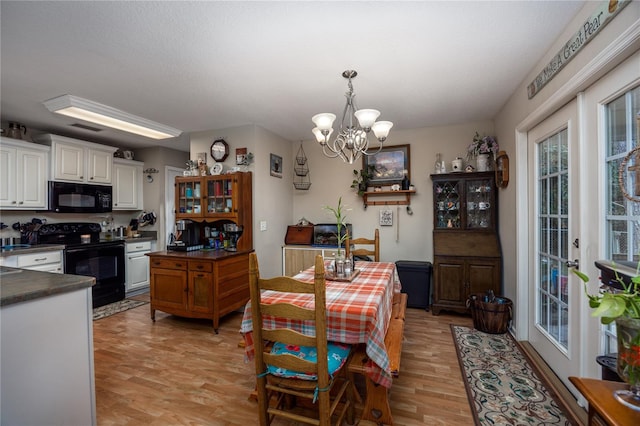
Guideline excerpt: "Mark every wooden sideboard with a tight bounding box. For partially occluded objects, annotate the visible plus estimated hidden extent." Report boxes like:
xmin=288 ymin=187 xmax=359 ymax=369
xmin=147 ymin=249 xmax=251 ymax=332
xmin=569 ymin=377 xmax=640 ymax=425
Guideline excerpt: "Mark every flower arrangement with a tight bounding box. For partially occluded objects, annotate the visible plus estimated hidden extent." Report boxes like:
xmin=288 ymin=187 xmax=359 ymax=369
xmin=467 ymin=132 xmax=499 ymax=160
xmin=323 ymin=197 xmax=350 ymax=249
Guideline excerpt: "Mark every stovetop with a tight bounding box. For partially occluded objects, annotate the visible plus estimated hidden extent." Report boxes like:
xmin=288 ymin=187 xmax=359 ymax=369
xmin=36 ymin=222 xmax=103 ymax=245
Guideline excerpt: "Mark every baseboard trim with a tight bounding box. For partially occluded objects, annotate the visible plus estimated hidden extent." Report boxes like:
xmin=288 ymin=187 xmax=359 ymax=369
xmin=519 ymin=341 xmax=588 ymax=426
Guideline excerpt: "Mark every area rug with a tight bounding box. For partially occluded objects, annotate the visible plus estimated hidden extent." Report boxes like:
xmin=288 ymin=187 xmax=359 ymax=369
xmin=451 ymin=325 xmax=572 ymax=425
xmin=93 ymin=299 xmax=148 ymax=321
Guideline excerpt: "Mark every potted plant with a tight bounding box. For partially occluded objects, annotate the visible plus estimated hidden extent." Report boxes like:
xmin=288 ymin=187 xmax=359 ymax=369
xmin=323 ymin=197 xmax=351 ymax=277
xmin=351 ymin=165 xmax=376 ymax=196
xmin=573 ymin=262 xmax=640 ymax=410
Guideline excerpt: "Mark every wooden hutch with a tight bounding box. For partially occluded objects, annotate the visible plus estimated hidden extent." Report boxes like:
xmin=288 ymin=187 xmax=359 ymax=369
xmin=430 ymin=171 xmax=502 ymax=315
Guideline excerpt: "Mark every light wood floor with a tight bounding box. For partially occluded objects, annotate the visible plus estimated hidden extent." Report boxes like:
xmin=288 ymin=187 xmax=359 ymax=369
xmin=93 ymin=295 xmax=477 ymax=425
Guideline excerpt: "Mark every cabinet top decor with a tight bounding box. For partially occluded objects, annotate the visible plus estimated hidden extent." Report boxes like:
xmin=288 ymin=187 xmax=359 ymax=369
xmin=467 ymin=132 xmax=498 ymax=160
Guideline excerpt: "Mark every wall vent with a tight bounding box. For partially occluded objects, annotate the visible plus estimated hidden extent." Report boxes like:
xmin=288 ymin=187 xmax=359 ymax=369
xmin=71 ymin=123 xmax=103 ymax=132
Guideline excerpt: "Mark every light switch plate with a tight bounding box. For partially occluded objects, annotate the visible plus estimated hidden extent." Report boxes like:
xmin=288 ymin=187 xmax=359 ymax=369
xmin=260 ymin=221 xmax=267 ymax=231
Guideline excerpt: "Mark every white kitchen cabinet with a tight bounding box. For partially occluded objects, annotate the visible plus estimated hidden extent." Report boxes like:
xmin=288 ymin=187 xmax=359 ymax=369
xmin=113 ymin=158 xmax=144 ymax=210
xmin=0 ymin=137 xmax=49 ymax=210
xmin=126 ymin=240 xmax=151 ymax=294
xmin=0 ymin=250 xmax=64 ymax=273
xmin=34 ymin=134 xmax=117 ymax=184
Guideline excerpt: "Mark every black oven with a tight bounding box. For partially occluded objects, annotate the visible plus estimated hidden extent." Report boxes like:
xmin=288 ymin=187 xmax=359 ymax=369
xmin=48 ymin=181 xmax=112 ymax=213
xmin=65 ymin=241 xmax=125 ymax=308
xmin=37 ymin=222 xmax=125 ymax=308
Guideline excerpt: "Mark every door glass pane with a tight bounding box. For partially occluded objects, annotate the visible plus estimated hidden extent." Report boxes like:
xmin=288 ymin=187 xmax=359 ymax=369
xmin=537 ymin=128 xmax=569 ymax=351
xmin=604 ymin=85 xmax=640 ymax=353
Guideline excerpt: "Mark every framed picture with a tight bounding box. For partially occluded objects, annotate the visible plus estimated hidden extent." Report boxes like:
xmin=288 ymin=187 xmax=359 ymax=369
xmin=270 ymin=153 xmax=282 ymax=178
xmin=236 ymin=147 xmax=247 ymax=165
xmin=363 ymin=144 xmax=410 ymax=185
xmin=379 ymin=209 xmax=393 ymax=226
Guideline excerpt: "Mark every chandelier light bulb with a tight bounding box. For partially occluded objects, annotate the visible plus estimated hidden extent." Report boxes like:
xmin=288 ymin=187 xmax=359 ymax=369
xmin=312 ymin=70 xmax=391 ymax=163
xmin=372 ymin=121 xmax=393 ymax=140
xmin=354 ymin=109 xmax=380 ymax=130
xmin=311 ymin=113 xmax=336 ymax=131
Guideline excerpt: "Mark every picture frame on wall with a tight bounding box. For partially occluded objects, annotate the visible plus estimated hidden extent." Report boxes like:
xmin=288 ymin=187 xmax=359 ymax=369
xmin=379 ymin=209 xmax=393 ymax=226
xmin=270 ymin=153 xmax=283 ymax=178
xmin=363 ymin=144 xmax=410 ymax=185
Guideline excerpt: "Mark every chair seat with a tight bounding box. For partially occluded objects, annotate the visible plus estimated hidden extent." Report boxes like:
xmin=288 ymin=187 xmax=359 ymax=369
xmin=267 ymin=341 xmax=351 ymax=380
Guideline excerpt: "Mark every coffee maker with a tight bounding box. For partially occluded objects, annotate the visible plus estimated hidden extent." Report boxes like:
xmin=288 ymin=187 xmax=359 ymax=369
xmin=168 ymin=220 xmax=203 ymax=251
xmin=223 ymin=223 xmax=243 ymax=252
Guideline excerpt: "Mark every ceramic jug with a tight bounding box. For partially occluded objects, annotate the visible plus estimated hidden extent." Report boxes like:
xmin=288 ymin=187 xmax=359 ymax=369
xmin=6 ymin=122 xmax=27 ymax=140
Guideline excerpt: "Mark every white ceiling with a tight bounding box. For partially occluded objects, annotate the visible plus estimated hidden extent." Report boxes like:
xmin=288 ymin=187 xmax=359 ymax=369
xmin=0 ymin=1 xmax=586 ymax=153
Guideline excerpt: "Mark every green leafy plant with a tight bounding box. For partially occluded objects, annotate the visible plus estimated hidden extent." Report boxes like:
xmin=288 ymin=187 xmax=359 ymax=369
xmin=323 ymin=196 xmax=350 ymax=249
xmin=572 ymin=262 xmax=640 ymax=324
xmin=350 ymin=165 xmax=376 ymax=196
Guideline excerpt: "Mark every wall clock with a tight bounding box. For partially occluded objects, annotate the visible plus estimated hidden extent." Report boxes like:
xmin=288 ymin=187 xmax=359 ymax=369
xmin=211 ymin=138 xmax=229 ymax=162
xmin=495 ymin=150 xmax=509 ymax=188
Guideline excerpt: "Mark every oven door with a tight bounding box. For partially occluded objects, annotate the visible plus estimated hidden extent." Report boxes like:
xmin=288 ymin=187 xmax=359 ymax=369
xmin=64 ymin=242 xmax=125 ymax=308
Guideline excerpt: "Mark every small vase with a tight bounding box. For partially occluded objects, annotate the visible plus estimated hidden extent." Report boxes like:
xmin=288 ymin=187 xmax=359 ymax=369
xmin=334 ymin=248 xmax=346 ymax=278
xmin=476 ymin=154 xmax=490 ymax=172
xmin=614 ymin=317 xmax=640 ymax=411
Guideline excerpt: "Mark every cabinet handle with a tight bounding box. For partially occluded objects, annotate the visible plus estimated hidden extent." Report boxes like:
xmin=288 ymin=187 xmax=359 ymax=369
xmin=11 ymin=201 xmax=16 ymax=204
xmin=80 ymin=176 xmax=84 ymax=179
xmin=18 ymin=201 xmax=24 ymax=205
xmin=89 ymin=177 xmax=93 ymax=180
xmin=34 ymin=257 xmax=47 ymax=262
xmin=175 ymin=263 xmax=183 ymax=268
xmin=196 ymin=265 xmax=204 ymax=269
xmin=135 ymin=245 xmax=144 ymax=249
xmin=184 ymin=286 xmax=189 ymax=293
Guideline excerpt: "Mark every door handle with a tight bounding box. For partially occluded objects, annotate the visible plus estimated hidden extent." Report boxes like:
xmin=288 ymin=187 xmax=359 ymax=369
xmin=566 ymin=259 xmax=580 ymax=269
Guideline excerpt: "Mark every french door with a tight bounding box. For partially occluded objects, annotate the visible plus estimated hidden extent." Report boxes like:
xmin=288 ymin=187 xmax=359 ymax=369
xmin=527 ymin=99 xmax=582 ymax=391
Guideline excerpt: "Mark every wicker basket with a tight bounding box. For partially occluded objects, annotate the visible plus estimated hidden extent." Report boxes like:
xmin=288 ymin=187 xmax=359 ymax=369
xmin=467 ymin=293 xmax=512 ymax=334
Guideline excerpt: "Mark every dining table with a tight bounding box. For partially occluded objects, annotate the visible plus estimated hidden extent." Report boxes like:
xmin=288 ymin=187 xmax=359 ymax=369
xmin=240 ymin=260 xmax=401 ymax=389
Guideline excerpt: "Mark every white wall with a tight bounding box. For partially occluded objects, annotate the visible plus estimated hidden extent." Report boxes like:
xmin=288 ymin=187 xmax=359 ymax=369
xmin=190 ymin=124 xmax=293 ymax=278
xmin=493 ymin=1 xmax=639 ymax=317
xmin=293 ymin=120 xmax=493 ymax=263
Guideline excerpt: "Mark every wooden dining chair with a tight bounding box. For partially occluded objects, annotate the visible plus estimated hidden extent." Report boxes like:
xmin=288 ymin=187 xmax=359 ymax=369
xmin=345 ymin=228 xmax=380 ymax=261
xmin=248 ymin=253 xmax=354 ymax=426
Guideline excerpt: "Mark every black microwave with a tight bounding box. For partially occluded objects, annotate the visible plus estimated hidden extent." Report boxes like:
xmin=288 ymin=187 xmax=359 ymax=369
xmin=48 ymin=181 xmax=113 ymax=213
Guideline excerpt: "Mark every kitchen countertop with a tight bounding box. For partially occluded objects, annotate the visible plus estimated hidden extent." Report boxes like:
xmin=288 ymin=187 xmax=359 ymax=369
xmin=0 ymin=266 xmax=95 ymax=307
xmin=147 ymin=248 xmax=253 ymax=260
xmin=0 ymin=237 xmax=156 ymax=258
xmin=0 ymin=244 xmax=66 ymax=257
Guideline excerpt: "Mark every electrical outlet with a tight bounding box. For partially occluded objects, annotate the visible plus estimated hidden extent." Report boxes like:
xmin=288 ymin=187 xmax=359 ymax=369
xmin=260 ymin=221 xmax=267 ymax=231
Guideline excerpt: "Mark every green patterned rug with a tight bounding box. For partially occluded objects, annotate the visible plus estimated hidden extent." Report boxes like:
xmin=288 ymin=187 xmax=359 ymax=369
xmin=93 ymin=299 xmax=147 ymax=321
xmin=451 ymin=325 xmax=573 ymax=425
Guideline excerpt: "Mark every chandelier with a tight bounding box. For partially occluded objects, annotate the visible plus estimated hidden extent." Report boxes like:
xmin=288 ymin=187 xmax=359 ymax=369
xmin=312 ymin=70 xmax=393 ymax=164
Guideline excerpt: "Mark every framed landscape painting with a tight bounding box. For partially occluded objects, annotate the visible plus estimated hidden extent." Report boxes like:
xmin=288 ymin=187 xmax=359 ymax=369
xmin=363 ymin=144 xmax=410 ymax=185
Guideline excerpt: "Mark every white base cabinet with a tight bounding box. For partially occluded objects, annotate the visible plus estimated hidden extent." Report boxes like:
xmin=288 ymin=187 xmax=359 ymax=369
xmin=0 ymin=137 xmax=49 ymax=210
xmin=1 ymin=288 xmax=96 ymax=426
xmin=126 ymin=241 xmax=151 ymax=294
xmin=0 ymin=250 xmax=64 ymax=273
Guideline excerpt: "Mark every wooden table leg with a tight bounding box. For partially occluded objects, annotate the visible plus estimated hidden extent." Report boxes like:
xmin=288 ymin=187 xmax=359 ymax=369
xmin=360 ymin=376 xmax=394 ymax=426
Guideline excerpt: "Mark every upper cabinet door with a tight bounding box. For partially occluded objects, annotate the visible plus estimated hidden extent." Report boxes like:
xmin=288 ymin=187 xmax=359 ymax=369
xmin=54 ymin=142 xmax=85 ymax=182
xmin=88 ymin=148 xmax=113 ymax=184
xmin=17 ymin=149 xmax=47 ymax=209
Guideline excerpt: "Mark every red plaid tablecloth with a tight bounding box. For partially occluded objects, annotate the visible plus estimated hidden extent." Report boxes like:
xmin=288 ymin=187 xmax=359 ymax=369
xmin=241 ymin=261 xmax=399 ymax=388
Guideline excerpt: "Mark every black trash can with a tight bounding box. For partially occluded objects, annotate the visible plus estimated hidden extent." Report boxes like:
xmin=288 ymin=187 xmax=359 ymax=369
xmin=395 ymin=261 xmax=432 ymax=310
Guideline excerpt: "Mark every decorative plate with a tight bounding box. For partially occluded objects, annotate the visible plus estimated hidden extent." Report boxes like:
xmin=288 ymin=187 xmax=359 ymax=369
xmin=210 ymin=163 xmax=224 ymax=175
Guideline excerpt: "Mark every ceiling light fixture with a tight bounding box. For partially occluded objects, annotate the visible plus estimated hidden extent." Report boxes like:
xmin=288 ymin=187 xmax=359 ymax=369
xmin=43 ymin=94 xmax=182 ymax=140
xmin=312 ymin=70 xmax=393 ymax=164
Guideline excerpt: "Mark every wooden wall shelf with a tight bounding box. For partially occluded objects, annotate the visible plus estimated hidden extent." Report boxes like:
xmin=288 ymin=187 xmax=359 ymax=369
xmin=362 ymin=190 xmax=415 ymax=208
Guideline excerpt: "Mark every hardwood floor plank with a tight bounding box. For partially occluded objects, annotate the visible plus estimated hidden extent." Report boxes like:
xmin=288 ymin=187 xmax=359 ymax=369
xmin=94 ymin=296 xmax=479 ymax=425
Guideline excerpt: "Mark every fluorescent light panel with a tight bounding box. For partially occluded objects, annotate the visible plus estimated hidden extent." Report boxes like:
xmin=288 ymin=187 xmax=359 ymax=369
xmin=44 ymin=95 xmax=182 ymax=139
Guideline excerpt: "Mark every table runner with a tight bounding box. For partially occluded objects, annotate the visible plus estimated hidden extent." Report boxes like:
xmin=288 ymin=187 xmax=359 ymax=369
xmin=240 ymin=261 xmax=398 ymax=388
